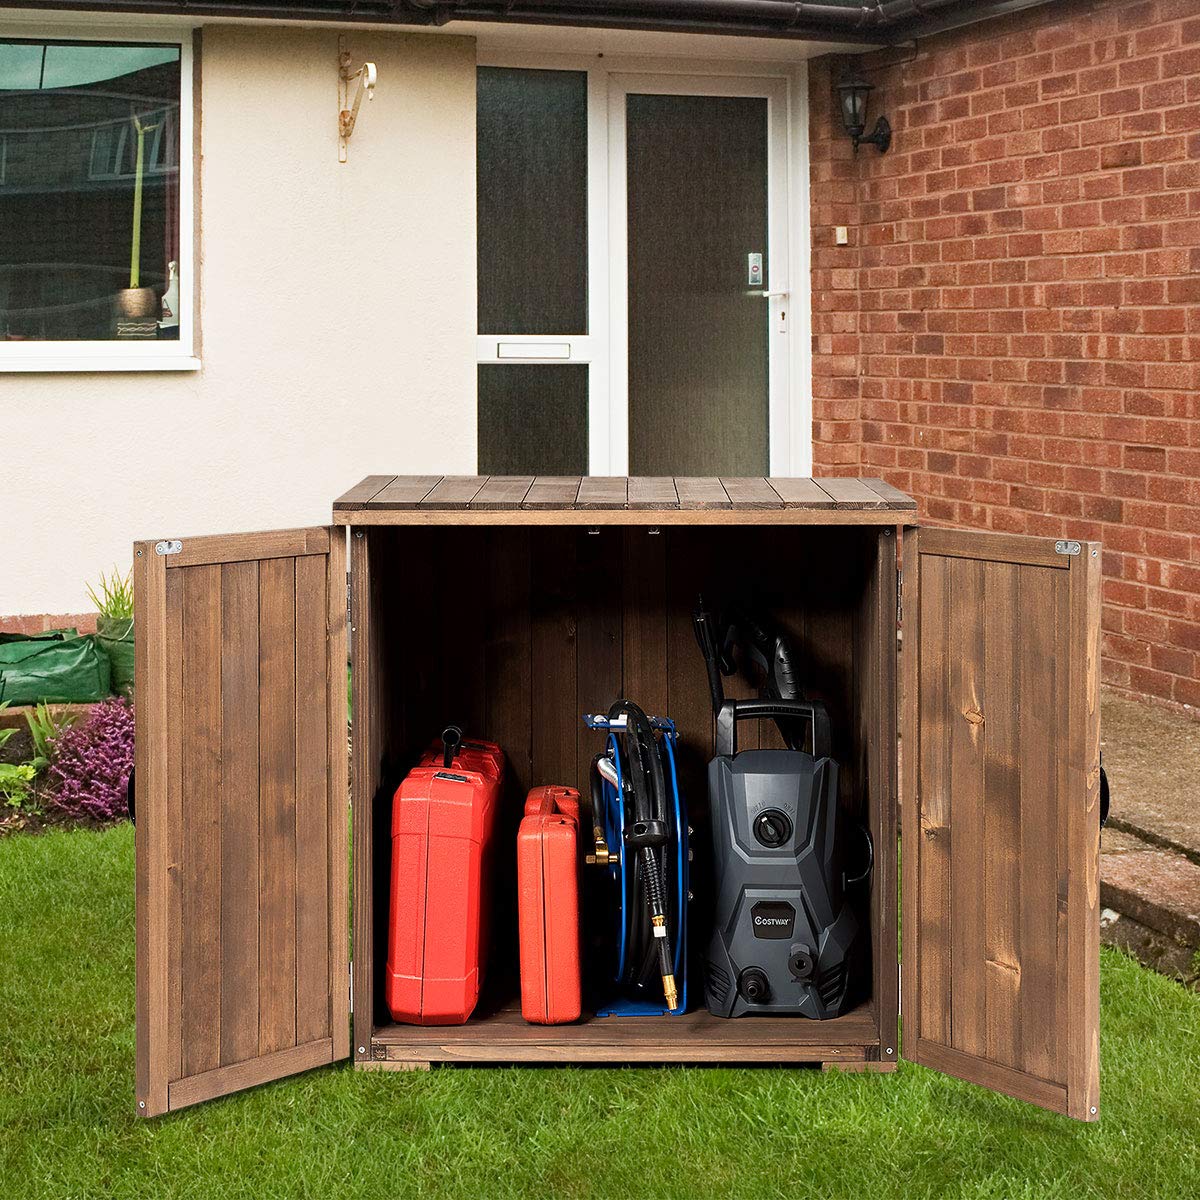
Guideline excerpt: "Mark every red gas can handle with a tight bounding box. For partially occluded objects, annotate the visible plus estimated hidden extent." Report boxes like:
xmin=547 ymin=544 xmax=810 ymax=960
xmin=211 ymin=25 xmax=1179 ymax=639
xmin=441 ymin=725 xmax=464 ymax=768
xmin=525 ymin=784 xmax=580 ymax=824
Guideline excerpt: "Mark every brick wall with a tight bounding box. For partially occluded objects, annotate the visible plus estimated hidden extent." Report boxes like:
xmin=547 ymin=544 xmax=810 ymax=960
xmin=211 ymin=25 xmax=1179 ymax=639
xmin=809 ymin=0 xmax=1200 ymax=712
xmin=0 ymin=614 xmax=97 ymax=637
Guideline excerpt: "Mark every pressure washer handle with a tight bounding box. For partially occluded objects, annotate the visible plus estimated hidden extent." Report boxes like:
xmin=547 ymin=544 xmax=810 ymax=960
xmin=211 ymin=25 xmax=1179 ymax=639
xmin=715 ymin=699 xmax=832 ymax=760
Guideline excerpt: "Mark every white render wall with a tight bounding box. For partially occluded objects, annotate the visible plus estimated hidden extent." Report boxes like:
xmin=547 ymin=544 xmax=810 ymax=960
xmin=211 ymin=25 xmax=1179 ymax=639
xmin=0 ymin=25 xmax=477 ymax=614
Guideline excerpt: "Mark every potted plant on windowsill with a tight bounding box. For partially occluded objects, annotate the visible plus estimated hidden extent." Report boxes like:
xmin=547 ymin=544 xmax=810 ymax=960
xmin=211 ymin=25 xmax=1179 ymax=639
xmin=113 ymin=112 xmax=161 ymax=330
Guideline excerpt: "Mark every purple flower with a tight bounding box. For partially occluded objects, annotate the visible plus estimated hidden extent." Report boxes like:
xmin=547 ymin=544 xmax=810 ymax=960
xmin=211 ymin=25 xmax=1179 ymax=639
xmin=46 ymin=697 xmax=134 ymax=823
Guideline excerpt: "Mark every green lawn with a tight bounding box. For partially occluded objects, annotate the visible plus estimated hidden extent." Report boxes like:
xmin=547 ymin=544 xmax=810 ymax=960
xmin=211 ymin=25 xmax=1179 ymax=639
xmin=2 ymin=825 xmax=1198 ymax=1200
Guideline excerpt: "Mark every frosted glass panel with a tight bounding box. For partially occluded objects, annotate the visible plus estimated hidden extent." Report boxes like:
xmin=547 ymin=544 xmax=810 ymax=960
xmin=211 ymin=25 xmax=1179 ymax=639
xmin=478 ymin=364 xmax=588 ymax=475
xmin=626 ymin=93 xmax=769 ymax=476
xmin=477 ymin=68 xmax=588 ymax=336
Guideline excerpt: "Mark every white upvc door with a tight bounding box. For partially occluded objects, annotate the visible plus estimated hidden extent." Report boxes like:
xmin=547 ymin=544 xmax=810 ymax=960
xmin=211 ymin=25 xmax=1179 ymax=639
xmin=605 ymin=71 xmax=794 ymax=476
xmin=475 ymin=54 xmax=812 ymax=477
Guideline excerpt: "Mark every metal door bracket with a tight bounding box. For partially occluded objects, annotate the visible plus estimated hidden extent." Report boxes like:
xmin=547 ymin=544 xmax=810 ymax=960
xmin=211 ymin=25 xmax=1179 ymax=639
xmin=154 ymin=540 xmax=182 ymax=556
xmin=1055 ymin=540 xmax=1081 ymax=556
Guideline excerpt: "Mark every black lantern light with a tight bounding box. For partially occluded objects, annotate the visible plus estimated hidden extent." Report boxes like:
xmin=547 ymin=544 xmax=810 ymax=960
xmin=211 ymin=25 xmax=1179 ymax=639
xmin=836 ymin=73 xmax=891 ymax=154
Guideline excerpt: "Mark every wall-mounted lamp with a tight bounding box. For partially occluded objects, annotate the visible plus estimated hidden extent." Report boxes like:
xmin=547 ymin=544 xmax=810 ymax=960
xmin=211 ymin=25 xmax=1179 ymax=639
xmin=836 ymin=74 xmax=891 ymax=154
xmin=338 ymin=40 xmax=377 ymax=163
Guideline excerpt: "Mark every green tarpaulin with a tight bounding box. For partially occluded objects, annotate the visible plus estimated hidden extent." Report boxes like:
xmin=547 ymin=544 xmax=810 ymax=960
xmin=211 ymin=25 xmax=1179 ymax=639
xmin=96 ymin=616 xmax=135 ymax=695
xmin=0 ymin=630 xmax=111 ymax=705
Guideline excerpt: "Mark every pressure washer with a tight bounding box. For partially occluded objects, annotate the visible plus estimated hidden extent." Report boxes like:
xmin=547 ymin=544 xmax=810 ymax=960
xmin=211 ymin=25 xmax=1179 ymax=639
xmin=694 ymin=599 xmax=871 ymax=1019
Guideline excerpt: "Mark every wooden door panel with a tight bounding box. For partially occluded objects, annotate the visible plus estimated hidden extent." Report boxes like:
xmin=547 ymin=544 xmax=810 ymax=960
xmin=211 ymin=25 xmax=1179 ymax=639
xmin=902 ymin=528 xmax=1101 ymax=1120
xmin=135 ymin=529 xmax=348 ymax=1116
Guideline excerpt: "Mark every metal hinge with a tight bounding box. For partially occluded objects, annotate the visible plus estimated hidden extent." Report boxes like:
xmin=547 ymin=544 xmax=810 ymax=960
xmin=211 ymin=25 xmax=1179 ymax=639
xmin=897 ymin=566 xmax=903 ymax=627
xmin=1055 ymin=540 xmax=1081 ymax=556
xmin=154 ymin=539 xmax=182 ymax=556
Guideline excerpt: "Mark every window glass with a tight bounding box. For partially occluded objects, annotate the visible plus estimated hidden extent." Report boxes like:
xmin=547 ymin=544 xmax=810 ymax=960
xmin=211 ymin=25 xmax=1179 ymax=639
xmin=0 ymin=40 xmax=182 ymax=342
xmin=476 ymin=67 xmax=588 ymax=336
xmin=626 ymin=93 xmax=769 ymax=475
xmin=477 ymin=364 xmax=589 ymax=475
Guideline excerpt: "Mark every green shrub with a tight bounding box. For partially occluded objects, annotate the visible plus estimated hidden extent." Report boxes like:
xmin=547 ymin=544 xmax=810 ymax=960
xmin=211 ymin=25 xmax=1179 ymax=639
xmin=85 ymin=568 xmax=134 ymax=620
xmin=0 ymin=761 xmax=39 ymax=811
xmin=25 ymin=700 xmax=74 ymax=761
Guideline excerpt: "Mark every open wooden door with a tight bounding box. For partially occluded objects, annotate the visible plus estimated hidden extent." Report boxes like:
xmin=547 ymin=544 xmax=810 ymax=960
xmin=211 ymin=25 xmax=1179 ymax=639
xmin=134 ymin=528 xmax=349 ymax=1116
xmin=901 ymin=528 xmax=1101 ymax=1120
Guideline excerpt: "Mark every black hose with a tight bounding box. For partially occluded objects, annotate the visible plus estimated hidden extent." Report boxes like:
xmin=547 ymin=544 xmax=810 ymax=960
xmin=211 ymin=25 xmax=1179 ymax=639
xmin=606 ymin=699 xmax=680 ymax=1010
xmin=692 ymin=596 xmax=729 ymax=716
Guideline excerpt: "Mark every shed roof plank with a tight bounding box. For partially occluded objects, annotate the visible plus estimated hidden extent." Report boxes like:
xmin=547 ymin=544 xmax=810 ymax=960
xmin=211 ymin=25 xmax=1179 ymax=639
xmin=628 ymin=477 xmax=679 ymax=509
xmin=368 ymin=475 xmax=443 ymax=509
xmin=576 ymin=477 xmax=629 ymax=509
xmin=862 ymin=478 xmax=919 ymax=510
xmin=767 ymin=477 xmax=837 ymax=508
xmin=332 ymin=475 xmax=397 ymax=511
xmin=421 ymin=476 xmax=489 ymax=509
xmin=817 ymin=477 xmax=891 ymax=510
xmin=523 ymin=477 xmax=582 ymax=508
xmin=720 ymin=477 xmax=785 ymax=508
xmin=674 ymin=478 xmax=731 ymax=509
xmin=470 ymin=476 xmax=534 ymax=510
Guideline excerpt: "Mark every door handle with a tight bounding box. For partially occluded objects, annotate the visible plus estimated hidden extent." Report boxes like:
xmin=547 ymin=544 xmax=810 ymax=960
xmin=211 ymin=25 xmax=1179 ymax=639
xmin=757 ymin=289 xmax=789 ymax=299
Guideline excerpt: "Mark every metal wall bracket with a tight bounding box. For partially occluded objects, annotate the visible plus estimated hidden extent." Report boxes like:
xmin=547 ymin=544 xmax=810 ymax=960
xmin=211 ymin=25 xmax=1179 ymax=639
xmin=338 ymin=36 xmax=377 ymax=163
xmin=154 ymin=539 xmax=182 ymax=556
xmin=1055 ymin=540 xmax=1081 ymax=556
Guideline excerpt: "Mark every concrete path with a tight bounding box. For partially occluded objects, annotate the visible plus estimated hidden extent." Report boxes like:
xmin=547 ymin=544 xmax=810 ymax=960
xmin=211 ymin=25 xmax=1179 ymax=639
xmin=1102 ymin=692 xmax=1200 ymax=854
xmin=1100 ymin=692 xmax=1200 ymax=985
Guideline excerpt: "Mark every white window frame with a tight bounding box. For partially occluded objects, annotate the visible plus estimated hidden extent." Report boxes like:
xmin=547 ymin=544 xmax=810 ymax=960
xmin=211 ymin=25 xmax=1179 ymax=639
xmin=0 ymin=29 xmax=197 ymax=373
xmin=475 ymin=51 xmax=813 ymax=476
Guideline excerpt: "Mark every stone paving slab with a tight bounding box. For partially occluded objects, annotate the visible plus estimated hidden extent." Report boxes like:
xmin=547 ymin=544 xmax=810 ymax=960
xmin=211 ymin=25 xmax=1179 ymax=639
xmin=1097 ymin=691 xmax=1199 ymax=969
xmin=1101 ymin=691 xmax=1200 ymax=856
xmin=1101 ymin=828 xmax=1153 ymax=856
xmin=1102 ymin=836 xmax=1200 ymax=948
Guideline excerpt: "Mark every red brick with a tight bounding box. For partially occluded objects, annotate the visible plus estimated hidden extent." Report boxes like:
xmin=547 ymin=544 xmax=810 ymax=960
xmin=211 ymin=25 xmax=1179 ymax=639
xmin=1102 ymin=141 xmax=1142 ymax=170
xmin=1100 ymin=86 xmax=1143 ymax=115
xmin=1163 ymin=46 xmax=1200 ymax=77
xmin=1127 ymin=665 xmax=1177 ymax=701
xmin=1124 ymin=444 xmax=1168 ymax=471
xmin=1151 ymin=644 xmax=1196 ymax=676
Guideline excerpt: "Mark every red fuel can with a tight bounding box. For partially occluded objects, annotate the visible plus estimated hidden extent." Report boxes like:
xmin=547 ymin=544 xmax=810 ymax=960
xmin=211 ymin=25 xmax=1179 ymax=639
xmin=385 ymin=732 xmax=505 ymax=1025
xmin=517 ymin=784 xmax=583 ymax=1025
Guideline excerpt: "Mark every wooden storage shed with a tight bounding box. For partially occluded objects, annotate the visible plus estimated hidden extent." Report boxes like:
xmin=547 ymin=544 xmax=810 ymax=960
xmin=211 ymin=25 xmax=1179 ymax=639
xmin=133 ymin=475 xmax=1101 ymax=1121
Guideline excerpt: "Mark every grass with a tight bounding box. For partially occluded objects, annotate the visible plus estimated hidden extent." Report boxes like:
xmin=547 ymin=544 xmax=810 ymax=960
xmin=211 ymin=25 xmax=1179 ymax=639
xmin=2 ymin=826 xmax=1199 ymax=1200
